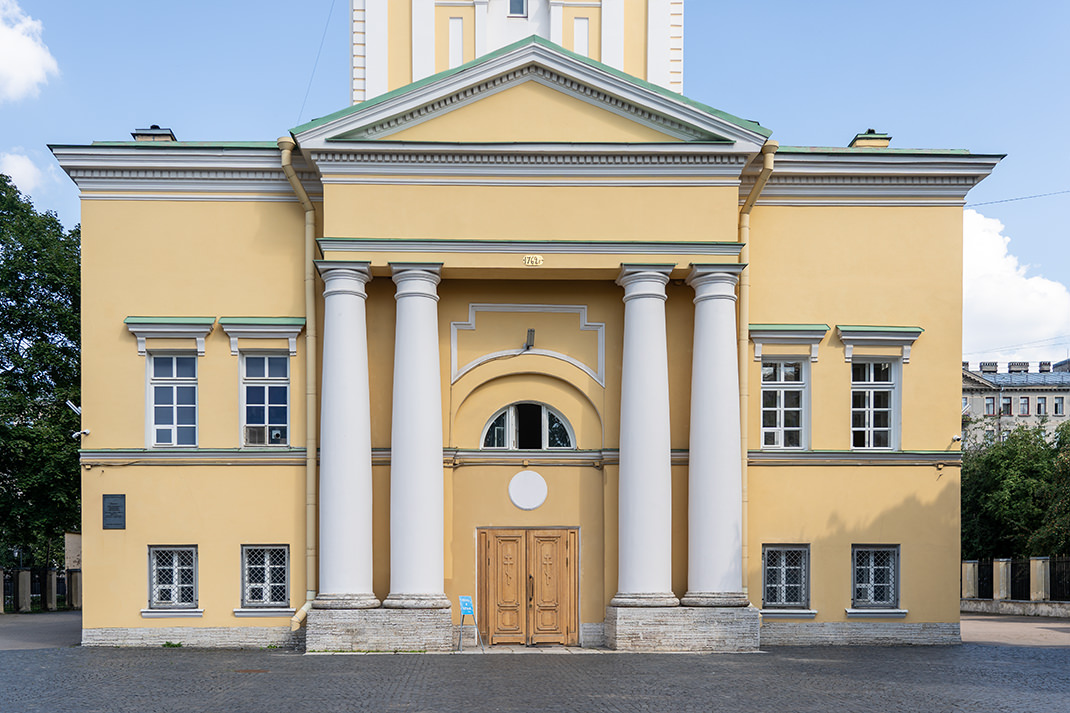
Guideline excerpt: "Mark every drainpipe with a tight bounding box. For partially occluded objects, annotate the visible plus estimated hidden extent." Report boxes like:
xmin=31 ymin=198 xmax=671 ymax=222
xmin=278 ymin=136 xmax=319 ymax=630
xmin=736 ymin=140 xmax=777 ymax=590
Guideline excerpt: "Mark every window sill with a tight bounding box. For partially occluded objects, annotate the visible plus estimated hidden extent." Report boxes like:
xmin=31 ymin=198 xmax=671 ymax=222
xmin=141 ymin=608 xmax=203 ymax=618
xmin=845 ymin=608 xmax=907 ymax=619
xmin=233 ymin=607 xmax=296 ymax=618
xmin=760 ymin=608 xmax=817 ymax=620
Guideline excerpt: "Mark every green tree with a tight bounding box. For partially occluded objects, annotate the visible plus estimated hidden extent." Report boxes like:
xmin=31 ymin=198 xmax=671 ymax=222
xmin=0 ymin=174 xmax=81 ymax=569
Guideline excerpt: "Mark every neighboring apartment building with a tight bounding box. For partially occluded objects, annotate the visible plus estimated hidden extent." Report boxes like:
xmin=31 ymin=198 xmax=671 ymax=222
xmin=51 ymin=0 xmax=999 ymax=651
xmin=962 ymin=361 xmax=1070 ymax=441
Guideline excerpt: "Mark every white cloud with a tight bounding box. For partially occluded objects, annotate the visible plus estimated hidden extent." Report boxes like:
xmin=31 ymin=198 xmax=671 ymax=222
xmin=0 ymin=151 xmax=44 ymax=194
xmin=0 ymin=0 xmax=58 ymax=103
xmin=963 ymin=209 xmax=1070 ymax=364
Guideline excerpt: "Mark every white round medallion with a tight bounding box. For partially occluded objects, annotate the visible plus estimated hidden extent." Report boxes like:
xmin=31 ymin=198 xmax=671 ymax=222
xmin=508 ymin=470 xmax=548 ymax=511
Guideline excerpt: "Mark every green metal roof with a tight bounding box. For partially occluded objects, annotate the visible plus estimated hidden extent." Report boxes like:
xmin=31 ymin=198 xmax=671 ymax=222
xmin=124 ymin=316 xmax=216 ymax=325
xmin=778 ymin=145 xmax=986 ymax=156
xmin=749 ymin=323 xmax=830 ymax=331
xmin=291 ymin=35 xmax=771 ymax=139
xmin=83 ymin=141 xmax=278 ymax=149
xmin=836 ymin=325 xmax=924 ymax=333
xmin=218 ymin=317 xmax=306 ymax=325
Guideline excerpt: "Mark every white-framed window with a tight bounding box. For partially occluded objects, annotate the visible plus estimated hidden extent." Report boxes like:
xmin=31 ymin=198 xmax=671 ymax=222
xmin=984 ymin=396 xmax=995 ymax=416
xmin=1056 ymin=397 xmax=1065 ymax=416
xmin=150 ymin=354 xmax=197 ymax=447
xmin=1019 ymin=396 xmax=1029 ymax=416
xmin=1001 ymin=396 xmax=1012 ymax=416
xmin=242 ymin=354 xmax=289 ymax=447
xmin=762 ymin=545 xmax=809 ymax=608
xmin=761 ymin=360 xmax=807 ymax=449
xmin=850 ymin=360 xmax=897 ymax=449
xmin=149 ymin=546 xmax=197 ymax=609
xmin=852 ymin=545 xmax=899 ymax=608
xmin=481 ymin=402 xmax=574 ymax=450
xmin=1038 ymin=397 xmax=1047 ymax=416
xmin=508 ymin=0 xmax=527 ymax=16
xmin=242 ymin=545 xmax=289 ymax=608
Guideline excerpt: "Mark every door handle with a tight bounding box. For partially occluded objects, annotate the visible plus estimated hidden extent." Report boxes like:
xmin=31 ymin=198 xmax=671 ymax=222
xmin=528 ymin=574 xmax=534 ymax=604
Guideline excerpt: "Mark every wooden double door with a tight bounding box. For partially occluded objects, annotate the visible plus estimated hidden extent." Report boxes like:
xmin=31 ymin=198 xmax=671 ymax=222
xmin=478 ymin=528 xmax=579 ymax=646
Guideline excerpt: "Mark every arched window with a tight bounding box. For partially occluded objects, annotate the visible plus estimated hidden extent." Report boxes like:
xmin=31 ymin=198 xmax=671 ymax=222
xmin=481 ymin=402 xmax=574 ymax=450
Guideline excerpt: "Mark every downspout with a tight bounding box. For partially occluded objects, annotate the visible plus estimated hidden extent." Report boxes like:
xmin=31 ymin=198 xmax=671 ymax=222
xmin=737 ymin=140 xmax=777 ymax=591
xmin=278 ymin=136 xmax=318 ymax=631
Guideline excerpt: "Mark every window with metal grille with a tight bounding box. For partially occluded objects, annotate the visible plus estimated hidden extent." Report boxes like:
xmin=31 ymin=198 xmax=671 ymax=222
xmin=242 ymin=354 xmax=289 ymax=446
xmin=763 ymin=545 xmax=809 ymax=608
xmin=242 ymin=546 xmax=289 ymax=608
xmin=851 ymin=361 xmax=895 ymax=449
xmin=853 ymin=545 xmax=898 ymax=607
xmin=149 ymin=546 xmax=197 ymax=608
xmin=761 ymin=361 xmax=806 ymax=449
xmin=481 ymin=403 xmax=574 ymax=450
xmin=151 ymin=355 xmax=197 ymax=447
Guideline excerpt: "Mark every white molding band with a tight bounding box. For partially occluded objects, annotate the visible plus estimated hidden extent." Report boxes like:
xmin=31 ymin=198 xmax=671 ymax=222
xmin=450 ymin=303 xmax=605 ymax=385
xmin=750 ymin=324 xmax=830 ymax=362
xmin=759 ymin=609 xmax=818 ymax=620
xmin=837 ymin=325 xmax=924 ymax=364
xmin=319 ymin=238 xmax=743 ymax=257
xmin=219 ymin=319 xmax=306 ymax=356
xmin=124 ymin=318 xmax=215 ymax=356
xmin=845 ymin=608 xmax=909 ymax=619
xmin=233 ymin=607 xmax=297 ymax=618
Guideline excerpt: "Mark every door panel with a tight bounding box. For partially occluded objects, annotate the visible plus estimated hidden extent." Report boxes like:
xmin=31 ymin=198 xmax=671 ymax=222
xmin=481 ymin=528 xmax=577 ymax=646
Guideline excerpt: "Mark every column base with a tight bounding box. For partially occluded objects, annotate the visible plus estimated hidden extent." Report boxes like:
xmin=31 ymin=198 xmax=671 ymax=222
xmin=680 ymin=591 xmax=750 ymax=607
xmin=311 ymin=593 xmax=381 ymax=609
xmin=608 ymin=592 xmax=680 ymax=607
xmin=604 ymin=604 xmax=760 ymax=652
xmin=382 ymin=593 xmax=452 ymax=609
xmin=306 ymin=606 xmax=453 ymax=652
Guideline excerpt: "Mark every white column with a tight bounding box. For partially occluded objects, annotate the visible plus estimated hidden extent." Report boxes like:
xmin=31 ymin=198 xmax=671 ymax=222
xmin=611 ymin=265 xmax=678 ymax=607
xmin=383 ymin=264 xmax=450 ymax=609
xmin=315 ymin=262 xmax=379 ymax=608
xmin=683 ymin=265 xmax=748 ymax=607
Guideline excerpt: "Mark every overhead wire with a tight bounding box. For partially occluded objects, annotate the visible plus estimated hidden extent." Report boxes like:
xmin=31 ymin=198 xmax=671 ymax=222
xmin=966 ymin=189 xmax=1070 ymax=208
xmin=297 ymin=0 xmax=338 ymax=126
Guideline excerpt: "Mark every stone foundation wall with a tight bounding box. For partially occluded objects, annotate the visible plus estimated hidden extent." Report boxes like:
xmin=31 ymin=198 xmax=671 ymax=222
xmin=961 ymin=598 xmax=1070 ymax=617
xmin=81 ymin=626 xmax=303 ymax=649
xmin=306 ymin=608 xmax=453 ymax=652
xmin=604 ymin=606 xmax=760 ymax=652
xmin=580 ymin=623 xmax=605 ymax=648
xmin=759 ymin=621 xmax=959 ymax=646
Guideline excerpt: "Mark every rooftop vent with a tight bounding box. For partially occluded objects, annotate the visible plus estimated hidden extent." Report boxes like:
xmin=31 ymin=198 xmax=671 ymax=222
xmin=979 ymin=361 xmax=998 ymax=373
xmin=1040 ymin=361 xmax=1052 ymax=373
xmin=131 ymin=125 xmax=176 ymax=142
xmin=849 ymin=128 xmax=891 ymax=148
xmin=962 ymin=361 xmax=970 ymax=370
xmin=1008 ymin=361 xmax=1029 ymax=373
xmin=1055 ymin=359 xmax=1070 ymax=372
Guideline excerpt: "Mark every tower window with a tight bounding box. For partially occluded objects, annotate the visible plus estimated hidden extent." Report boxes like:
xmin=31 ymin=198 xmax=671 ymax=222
xmin=482 ymin=403 xmax=574 ymax=450
xmin=509 ymin=0 xmax=527 ymax=17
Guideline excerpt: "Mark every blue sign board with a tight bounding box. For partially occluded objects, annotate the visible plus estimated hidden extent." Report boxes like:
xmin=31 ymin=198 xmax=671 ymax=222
xmin=459 ymin=595 xmax=474 ymax=615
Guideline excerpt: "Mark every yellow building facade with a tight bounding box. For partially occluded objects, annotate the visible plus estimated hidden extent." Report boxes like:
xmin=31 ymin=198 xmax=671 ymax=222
xmin=53 ymin=1 xmax=999 ymax=650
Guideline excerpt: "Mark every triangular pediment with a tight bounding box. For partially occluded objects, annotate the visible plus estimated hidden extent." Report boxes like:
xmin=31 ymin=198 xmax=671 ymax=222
xmin=962 ymin=368 xmax=995 ymax=390
xmin=292 ymin=36 xmax=770 ymax=150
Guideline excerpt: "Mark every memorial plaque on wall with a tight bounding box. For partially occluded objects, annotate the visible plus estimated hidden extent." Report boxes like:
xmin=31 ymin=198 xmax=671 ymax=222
xmin=102 ymin=494 xmax=126 ymax=530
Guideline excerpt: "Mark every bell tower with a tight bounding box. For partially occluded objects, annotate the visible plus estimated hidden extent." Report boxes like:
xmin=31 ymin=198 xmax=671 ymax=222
xmin=351 ymin=0 xmax=684 ymax=103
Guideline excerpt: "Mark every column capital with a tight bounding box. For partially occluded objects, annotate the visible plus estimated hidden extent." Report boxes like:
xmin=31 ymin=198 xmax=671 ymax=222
xmin=316 ymin=261 xmax=372 ymax=298
xmin=617 ymin=264 xmax=673 ymax=302
xmin=391 ymin=263 xmax=442 ymax=300
xmin=686 ymin=264 xmax=745 ymax=303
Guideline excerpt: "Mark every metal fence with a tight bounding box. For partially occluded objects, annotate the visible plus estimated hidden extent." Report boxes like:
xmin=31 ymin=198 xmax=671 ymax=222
xmin=2 ymin=569 xmax=68 ymax=612
xmin=1053 ymin=556 xmax=1070 ymax=602
xmin=977 ymin=559 xmax=993 ymax=599
xmin=2 ymin=570 xmax=11 ymax=613
xmin=1010 ymin=559 xmax=1031 ymax=601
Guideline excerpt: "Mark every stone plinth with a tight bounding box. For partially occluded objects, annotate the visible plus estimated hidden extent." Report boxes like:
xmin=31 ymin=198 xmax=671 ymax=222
xmin=306 ymin=607 xmax=453 ymax=652
xmin=604 ymin=605 xmax=760 ymax=652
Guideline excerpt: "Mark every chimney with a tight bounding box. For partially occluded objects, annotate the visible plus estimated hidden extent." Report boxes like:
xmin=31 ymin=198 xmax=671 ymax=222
xmin=131 ymin=125 xmax=176 ymax=142
xmin=962 ymin=361 xmax=970 ymax=370
xmin=980 ymin=361 xmax=998 ymax=374
xmin=1008 ymin=361 xmax=1028 ymax=373
xmin=1040 ymin=361 xmax=1052 ymax=373
xmin=849 ymin=129 xmax=891 ymax=148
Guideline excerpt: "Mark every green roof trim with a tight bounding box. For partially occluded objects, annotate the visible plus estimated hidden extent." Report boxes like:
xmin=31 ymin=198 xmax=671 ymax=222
xmin=124 ymin=316 xmax=216 ymax=325
xmin=836 ymin=325 xmax=924 ymax=333
xmin=48 ymin=141 xmax=279 ymax=150
xmin=218 ymin=317 xmax=306 ymax=326
xmin=291 ymin=35 xmax=771 ymax=139
xmin=777 ymin=145 xmax=989 ymax=156
xmin=749 ymin=323 xmax=830 ymax=331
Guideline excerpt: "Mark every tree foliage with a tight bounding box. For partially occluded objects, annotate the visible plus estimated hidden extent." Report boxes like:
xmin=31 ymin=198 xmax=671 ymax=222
xmin=0 ymin=174 xmax=81 ymax=569
xmin=961 ymin=421 xmax=1070 ymax=558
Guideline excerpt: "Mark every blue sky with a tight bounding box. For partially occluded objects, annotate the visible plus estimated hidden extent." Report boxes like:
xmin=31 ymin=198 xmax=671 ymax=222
xmin=2 ymin=0 xmax=1068 ymax=362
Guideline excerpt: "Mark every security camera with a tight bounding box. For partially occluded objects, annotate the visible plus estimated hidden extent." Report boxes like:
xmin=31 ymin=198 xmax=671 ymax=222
xmin=951 ymin=435 xmax=962 ymax=442
xmin=71 ymin=429 xmax=90 ymax=439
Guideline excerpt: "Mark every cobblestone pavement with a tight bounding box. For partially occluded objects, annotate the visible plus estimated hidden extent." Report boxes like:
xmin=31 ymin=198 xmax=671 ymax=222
xmin=1 ymin=643 xmax=1068 ymax=712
